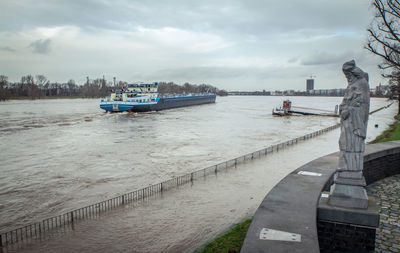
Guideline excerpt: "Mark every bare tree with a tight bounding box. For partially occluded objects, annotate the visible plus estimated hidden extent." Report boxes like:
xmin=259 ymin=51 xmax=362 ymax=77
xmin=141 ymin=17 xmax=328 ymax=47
xmin=0 ymin=75 xmax=8 ymax=84
xmin=20 ymin=75 xmax=35 ymax=97
xmin=100 ymin=77 xmax=108 ymax=96
xmin=36 ymin=75 xmax=47 ymax=87
xmin=366 ymin=0 xmax=400 ymax=113
xmin=67 ymin=79 xmax=76 ymax=96
xmin=36 ymin=75 xmax=48 ymax=97
xmin=0 ymin=75 xmax=9 ymax=100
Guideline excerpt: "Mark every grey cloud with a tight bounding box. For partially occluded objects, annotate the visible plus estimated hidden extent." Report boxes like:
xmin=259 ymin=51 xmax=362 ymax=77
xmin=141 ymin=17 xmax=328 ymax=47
xmin=1 ymin=0 xmax=371 ymax=38
xmin=29 ymin=39 xmax=51 ymax=54
xmin=140 ymin=66 xmax=247 ymax=81
xmin=0 ymin=0 xmax=382 ymax=89
xmin=300 ymin=52 xmax=349 ymax=66
xmin=142 ymin=65 xmax=302 ymax=82
xmin=0 ymin=46 xmax=16 ymax=52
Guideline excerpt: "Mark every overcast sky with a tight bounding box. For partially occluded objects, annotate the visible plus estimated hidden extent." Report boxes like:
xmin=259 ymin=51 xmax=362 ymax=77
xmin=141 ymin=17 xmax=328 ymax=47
xmin=0 ymin=0 xmax=386 ymax=91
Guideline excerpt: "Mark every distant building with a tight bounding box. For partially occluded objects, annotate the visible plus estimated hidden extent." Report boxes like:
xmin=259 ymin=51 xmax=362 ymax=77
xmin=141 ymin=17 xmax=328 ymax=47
xmin=272 ymin=90 xmax=283 ymax=96
xmin=284 ymin=90 xmax=295 ymax=96
xmin=372 ymin=84 xmax=393 ymax=97
xmin=306 ymin=79 xmax=314 ymax=92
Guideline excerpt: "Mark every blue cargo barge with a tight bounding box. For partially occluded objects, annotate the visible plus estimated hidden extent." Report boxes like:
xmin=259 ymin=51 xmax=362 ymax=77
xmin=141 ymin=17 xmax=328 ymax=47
xmin=100 ymin=82 xmax=216 ymax=112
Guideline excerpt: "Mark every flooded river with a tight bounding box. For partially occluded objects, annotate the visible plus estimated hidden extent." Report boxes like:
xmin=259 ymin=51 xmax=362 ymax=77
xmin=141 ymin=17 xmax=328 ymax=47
xmin=0 ymin=96 xmax=397 ymax=252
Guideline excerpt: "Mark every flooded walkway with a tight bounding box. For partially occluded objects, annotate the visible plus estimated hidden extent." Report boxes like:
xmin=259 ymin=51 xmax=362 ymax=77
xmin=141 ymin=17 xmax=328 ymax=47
xmin=3 ymin=129 xmax=342 ymax=253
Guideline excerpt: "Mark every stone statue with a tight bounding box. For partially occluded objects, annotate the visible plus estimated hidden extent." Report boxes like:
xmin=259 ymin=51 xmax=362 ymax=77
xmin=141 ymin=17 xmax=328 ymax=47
xmin=329 ymin=60 xmax=370 ymax=209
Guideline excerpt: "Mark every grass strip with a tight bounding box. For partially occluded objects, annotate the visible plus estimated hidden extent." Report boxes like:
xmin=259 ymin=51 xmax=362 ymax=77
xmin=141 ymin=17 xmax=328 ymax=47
xmin=196 ymin=218 xmax=253 ymax=253
xmin=370 ymin=114 xmax=400 ymax=143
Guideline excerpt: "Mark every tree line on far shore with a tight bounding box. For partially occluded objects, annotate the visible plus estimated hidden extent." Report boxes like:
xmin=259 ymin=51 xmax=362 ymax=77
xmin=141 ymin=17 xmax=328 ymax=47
xmin=157 ymin=82 xmax=227 ymax=96
xmin=0 ymin=75 xmax=228 ymax=101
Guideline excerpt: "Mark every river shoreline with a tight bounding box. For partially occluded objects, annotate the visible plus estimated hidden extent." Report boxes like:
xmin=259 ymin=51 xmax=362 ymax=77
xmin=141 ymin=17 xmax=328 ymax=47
xmin=198 ymin=112 xmax=400 ymax=253
xmin=1 ymin=96 xmax=102 ymax=100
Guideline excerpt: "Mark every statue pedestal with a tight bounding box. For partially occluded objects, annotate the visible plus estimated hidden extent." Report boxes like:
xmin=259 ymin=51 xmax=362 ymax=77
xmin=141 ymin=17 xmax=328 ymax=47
xmin=318 ymin=192 xmax=379 ymax=252
xmin=329 ymin=183 xmax=368 ymax=209
xmin=328 ymin=170 xmax=368 ymax=209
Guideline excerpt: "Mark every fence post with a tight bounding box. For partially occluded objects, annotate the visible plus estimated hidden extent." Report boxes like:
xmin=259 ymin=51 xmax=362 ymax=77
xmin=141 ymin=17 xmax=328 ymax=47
xmin=190 ymin=173 xmax=193 ymax=182
xmin=71 ymin=212 xmax=74 ymax=223
xmin=122 ymin=195 xmax=125 ymax=205
xmin=0 ymin=234 xmax=2 ymax=247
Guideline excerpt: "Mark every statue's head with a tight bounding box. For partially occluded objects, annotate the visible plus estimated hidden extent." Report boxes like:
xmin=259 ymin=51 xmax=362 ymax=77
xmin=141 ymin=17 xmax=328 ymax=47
xmin=342 ymin=60 xmax=368 ymax=83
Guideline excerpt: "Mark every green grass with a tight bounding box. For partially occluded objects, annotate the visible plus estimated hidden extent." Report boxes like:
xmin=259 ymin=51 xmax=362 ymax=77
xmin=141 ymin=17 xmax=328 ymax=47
xmin=376 ymin=122 xmax=400 ymax=143
xmin=196 ymin=218 xmax=253 ymax=253
xmin=370 ymin=114 xmax=400 ymax=143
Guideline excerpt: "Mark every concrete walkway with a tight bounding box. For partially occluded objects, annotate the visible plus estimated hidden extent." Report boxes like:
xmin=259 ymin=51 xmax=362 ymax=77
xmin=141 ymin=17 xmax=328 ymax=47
xmin=367 ymin=174 xmax=400 ymax=253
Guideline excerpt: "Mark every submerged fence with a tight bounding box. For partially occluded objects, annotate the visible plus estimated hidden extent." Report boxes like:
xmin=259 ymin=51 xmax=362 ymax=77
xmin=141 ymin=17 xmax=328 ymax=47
xmin=0 ymin=122 xmax=341 ymax=248
xmin=369 ymin=101 xmax=394 ymax=115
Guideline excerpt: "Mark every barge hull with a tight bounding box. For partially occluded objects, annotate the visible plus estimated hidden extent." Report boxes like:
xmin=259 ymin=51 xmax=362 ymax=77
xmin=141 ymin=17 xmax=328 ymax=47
xmin=100 ymin=95 xmax=216 ymax=112
xmin=155 ymin=95 xmax=216 ymax=111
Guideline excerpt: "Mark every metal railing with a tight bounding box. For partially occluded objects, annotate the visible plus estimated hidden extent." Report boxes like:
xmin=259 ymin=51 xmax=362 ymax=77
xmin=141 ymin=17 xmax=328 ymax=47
xmin=369 ymin=101 xmax=394 ymax=115
xmin=0 ymin=122 xmax=341 ymax=248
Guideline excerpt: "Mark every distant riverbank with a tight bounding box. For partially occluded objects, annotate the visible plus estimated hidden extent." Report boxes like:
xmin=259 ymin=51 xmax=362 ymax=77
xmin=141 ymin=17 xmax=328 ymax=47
xmin=3 ymin=96 xmax=102 ymax=100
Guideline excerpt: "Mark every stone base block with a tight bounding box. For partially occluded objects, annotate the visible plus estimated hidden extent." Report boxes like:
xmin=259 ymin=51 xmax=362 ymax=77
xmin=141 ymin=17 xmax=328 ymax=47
xmin=334 ymin=172 xmax=366 ymax=186
xmin=318 ymin=193 xmax=379 ymax=253
xmin=329 ymin=183 xmax=368 ymax=209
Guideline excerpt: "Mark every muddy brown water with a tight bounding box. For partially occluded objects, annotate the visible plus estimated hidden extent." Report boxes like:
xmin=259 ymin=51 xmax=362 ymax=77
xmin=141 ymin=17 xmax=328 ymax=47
xmin=0 ymin=97 xmax=397 ymax=252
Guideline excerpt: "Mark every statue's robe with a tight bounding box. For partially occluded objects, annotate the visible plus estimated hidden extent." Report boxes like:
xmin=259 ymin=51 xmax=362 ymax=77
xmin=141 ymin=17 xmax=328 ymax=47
xmin=338 ymin=74 xmax=370 ymax=172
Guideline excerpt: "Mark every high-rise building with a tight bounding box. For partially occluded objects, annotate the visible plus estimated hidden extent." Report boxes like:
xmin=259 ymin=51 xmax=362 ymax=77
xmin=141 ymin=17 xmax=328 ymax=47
xmin=306 ymin=79 xmax=314 ymax=92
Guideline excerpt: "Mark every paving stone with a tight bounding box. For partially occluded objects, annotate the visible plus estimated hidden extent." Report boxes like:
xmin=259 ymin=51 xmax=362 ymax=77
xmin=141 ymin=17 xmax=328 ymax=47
xmin=383 ymin=229 xmax=392 ymax=234
xmin=367 ymin=174 xmax=400 ymax=252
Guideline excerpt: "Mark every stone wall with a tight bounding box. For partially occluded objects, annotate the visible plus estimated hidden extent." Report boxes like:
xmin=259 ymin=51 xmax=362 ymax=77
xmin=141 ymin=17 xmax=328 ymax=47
xmin=241 ymin=141 xmax=400 ymax=253
xmin=363 ymin=152 xmax=400 ymax=185
xmin=317 ymin=144 xmax=400 ymax=253
xmin=317 ymin=220 xmax=376 ymax=252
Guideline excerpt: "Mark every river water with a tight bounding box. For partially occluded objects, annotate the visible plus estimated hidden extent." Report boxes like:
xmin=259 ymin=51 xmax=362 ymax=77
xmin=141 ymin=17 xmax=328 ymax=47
xmin=0 ymin=96 xmax=397 ymax=252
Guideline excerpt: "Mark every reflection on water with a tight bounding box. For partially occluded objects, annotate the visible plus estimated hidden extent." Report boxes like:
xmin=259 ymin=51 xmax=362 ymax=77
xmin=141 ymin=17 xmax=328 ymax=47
xmin=0 ymin=97 xmax=397 ymax=252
